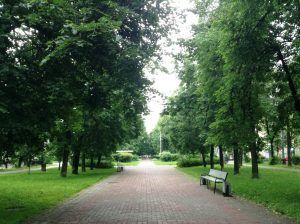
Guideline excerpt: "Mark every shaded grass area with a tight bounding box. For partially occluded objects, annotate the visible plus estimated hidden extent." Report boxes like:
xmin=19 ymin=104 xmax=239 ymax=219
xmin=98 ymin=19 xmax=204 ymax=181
xmin=152 ymin=159 xmax=177 ymax=165
xmin=0 ymin=167 xmax=115 ymax=224
xmin=178 ymin=165 xmax=300 ymax=221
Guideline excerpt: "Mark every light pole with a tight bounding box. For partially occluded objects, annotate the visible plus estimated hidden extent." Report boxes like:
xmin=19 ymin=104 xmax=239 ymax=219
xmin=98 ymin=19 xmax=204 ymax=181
xmin=159 ymin=130 xmax=162 ymax=154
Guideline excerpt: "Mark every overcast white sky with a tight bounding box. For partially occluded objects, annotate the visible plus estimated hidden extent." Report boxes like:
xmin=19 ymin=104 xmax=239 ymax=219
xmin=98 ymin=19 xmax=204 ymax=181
xmin=143 ymin=0 xmax=198 ymax=133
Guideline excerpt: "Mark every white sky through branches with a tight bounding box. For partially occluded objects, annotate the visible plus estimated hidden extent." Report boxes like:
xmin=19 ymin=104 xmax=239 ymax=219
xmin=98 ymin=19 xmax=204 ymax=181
xmin=143 ymin=0 xmax=198 ymax=133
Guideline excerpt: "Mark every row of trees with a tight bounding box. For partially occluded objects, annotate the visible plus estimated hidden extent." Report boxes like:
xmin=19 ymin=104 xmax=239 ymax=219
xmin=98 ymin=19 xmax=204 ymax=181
xmin=152 ymin=0 xmax=300 ymax=178
xmin=0 ymin=0 xmax=170 ymax=176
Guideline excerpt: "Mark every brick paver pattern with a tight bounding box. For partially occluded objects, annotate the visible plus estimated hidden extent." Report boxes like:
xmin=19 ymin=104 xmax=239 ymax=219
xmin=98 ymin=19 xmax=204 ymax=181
xmin=30 ymin=160 xmax=297 ymax=224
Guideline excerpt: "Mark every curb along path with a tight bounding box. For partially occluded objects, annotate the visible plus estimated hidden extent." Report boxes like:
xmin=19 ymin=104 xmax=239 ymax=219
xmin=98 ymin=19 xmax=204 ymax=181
xmin=29 ymin=160 xmax=297 ymax=224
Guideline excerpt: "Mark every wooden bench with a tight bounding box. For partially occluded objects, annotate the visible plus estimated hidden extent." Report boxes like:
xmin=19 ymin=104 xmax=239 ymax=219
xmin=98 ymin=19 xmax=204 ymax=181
xmin=200 ymin=169 xmax=228 ymax=194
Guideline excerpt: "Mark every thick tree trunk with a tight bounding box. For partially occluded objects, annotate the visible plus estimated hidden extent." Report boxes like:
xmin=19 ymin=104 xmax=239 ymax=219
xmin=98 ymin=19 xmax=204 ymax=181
xmin=96 ymin=154 xmax=102 ymax=168
xmin=61 ymin=130 xmax=72 ymax=177
xmin=60 ymin=148 xmax=69 ymax=177
xmin=210 ymin=145 xmax=214 ymax=169
xmin=90 ymin=154 xmax=94 ymax=170
xmin=41 ymin=156 xmax=46 ymax=172
xmin=219 ymin=145 xmax=224 ymax=170
xmin=233 ymin=146 xmax=239 ymax=175
xmin=287 ymin=122 xmax=292 ymax=166
xmin=18 ymin=157 xmax=23 ymax=168
xmin=250 ymin=142 xmax=259 ymax=178
xmin=82 ymin=153 xmax=86 ymax=172
xmin=201 ymin=152 xmax=206 ymax=167
xmin=72 ymin=149 xmax=80 ymax=175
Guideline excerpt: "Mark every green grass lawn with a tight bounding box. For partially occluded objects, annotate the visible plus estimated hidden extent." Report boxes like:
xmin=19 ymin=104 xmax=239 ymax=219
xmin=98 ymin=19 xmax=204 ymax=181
xmin=243 ymin=162 xmax=300 ymax=170
xmin=178 ymin=165 xmax=300 ymax=221
xmin=0 ymin=167 xmax=115 ymax=224
xmin=152 ymin=159 xmax=177 ymax=165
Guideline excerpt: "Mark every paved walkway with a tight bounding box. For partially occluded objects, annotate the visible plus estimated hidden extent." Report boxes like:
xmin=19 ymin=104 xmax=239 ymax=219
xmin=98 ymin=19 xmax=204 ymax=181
xmin=29 ymin=160 xmax=297 ymax=224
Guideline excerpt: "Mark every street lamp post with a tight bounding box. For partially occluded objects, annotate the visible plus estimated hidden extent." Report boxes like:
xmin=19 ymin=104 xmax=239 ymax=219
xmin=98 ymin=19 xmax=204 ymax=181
xmin=160 ymin=131 xmax=162 ymax=154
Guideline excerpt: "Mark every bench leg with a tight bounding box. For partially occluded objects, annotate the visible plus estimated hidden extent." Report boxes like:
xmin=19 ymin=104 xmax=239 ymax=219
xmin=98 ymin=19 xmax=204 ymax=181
xmin=214 ymin=181 xmax=217 ymax=194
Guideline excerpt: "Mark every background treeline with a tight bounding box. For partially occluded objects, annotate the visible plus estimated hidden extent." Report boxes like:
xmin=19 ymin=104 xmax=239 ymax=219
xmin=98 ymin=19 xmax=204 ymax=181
xmin=144 ymin=0 xmax=300 ymax=178
xmin=0 ymin=0 xmax=170 ymax=176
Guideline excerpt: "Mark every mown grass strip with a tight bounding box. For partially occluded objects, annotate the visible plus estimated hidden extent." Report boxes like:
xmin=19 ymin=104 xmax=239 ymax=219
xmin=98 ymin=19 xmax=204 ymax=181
xmin=178 ymin=165 xmax=300 ymax=221
xmin=0 ymin=167 xmax=115 ymax=224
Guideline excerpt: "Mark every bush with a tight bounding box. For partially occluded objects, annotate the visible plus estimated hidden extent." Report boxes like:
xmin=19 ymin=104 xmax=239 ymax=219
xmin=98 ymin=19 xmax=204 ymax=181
xmin=291 ymin=156 xmax=300 ymax=165
xmin=131 ymin=154 xmax=139 ymax=161
xmin=269 ymin=156 xmax=280 ymax=165
xmin=112 ymin=153 xmax=138 ymax=163
xmin=98 ymin=160 xmax=114 ymax=168
xmin=205 ymin=156 xmax=219 ymax=164
xmin=177 ymin=156 xmax=203 ymax=167
xmin=244 ymin=154 xmax=251 ymax=163
xmin=159 ymin=151 xmax=178 ymax=162
xmin=258 ymin=155 xmax=266 ymax=164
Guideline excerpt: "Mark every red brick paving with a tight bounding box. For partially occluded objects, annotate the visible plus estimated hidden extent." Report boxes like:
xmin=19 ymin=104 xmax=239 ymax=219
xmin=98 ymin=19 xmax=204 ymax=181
xmin=29 ymin=160 xmax=297 ymax=224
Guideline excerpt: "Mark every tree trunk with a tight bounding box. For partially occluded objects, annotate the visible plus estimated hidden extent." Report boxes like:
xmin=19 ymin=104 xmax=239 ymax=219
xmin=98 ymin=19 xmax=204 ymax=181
xmin=287 ymin=122 xmax=292 ymax=166
xmin=82 ymin=153 xmax=86 ymax=172
xmin=250 ymin=142 xmax=259 ymax=178
xmin=201 ymin=152 xmax=206 ymax=167
xmin=96 ymin=154 xmax=102 ymax=168
xmin=276 ymin=48 xmax=300 ymax=112
xmin=90 ymin=154 xmax=94 ymax=170
xmin=41 ymin=156 xmax=46 ymax=172
xmin=210 ymin=145 xmax=214 ymax=169
xmin=61 ymin=130 xmax=72 ymax=177
xmin=18 ymin=157 xmax=23 ymax=168
xmin=233 ymin=145 xmax=239 ymax=175
xmin=28 ymin=156 xmax=32 ymax=174
xmin=72 ymin=149 xmax=80 ymax=175
xmin=58 ymin=160 xmax=61 ymax=171
xmin=238 ymin=149 xmax=243 ymax=167
xmin=41 ymin=163 xmax=47 ymax=172
xmin=60 ymin=147 xmax=69 ymax=177
xmin=270 ymin=136 xmax=275 ymax=158
xmin=219 ymin=145 xmax=224 ymax=170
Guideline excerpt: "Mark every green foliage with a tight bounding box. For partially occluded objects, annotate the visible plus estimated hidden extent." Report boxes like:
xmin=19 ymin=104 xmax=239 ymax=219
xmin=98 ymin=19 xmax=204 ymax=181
xmin=97 ymin=160 xmax=114 ymax=169
xmin=159 ymin=151 xmax=178 ymax=162
xmin=269 ymin=156 xmax=281 ymax=165
xmin=244 ymin=154 xmax=251 ymax=163
xmin=0 ymin=0 xmax=171 ymax=175
xmin=112 ymin=153 xmax=138 ymax=163
xmin=177 ymin=157 xmax=202 ymax=167
xmin=291 ymin=156 xmax=300 ymax=165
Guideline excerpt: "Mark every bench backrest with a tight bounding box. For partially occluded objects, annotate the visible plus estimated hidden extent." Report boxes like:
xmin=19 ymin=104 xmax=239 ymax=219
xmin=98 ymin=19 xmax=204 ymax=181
xmin=208 ymin=169 xmax=228 ymax=181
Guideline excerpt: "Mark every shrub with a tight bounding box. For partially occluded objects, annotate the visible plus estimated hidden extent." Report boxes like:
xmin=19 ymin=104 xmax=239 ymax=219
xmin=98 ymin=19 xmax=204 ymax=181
xmin=98 ymin=160 xmax=114 ymax=168
xmin=112 ymin=153 xmax=137 ymax=162
xmin=205 ymin=156 xmax=219 ymax=164
xmin=159 ymin=151 xmax=178 ymax=162
xmin=257 ymin=155 xmax=266 ymax=164
xmin=131 ymin=154 xmax=139 ymax=161
xmin=291 ymin=156 xmax=300 ymax=165
xmin=244 ymin=154 xmax=251 ymax=163
xmin=177 ymin=157 xmax=203 ymax=167
xmin=269 ymin=156 xmax=280 ymax=165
